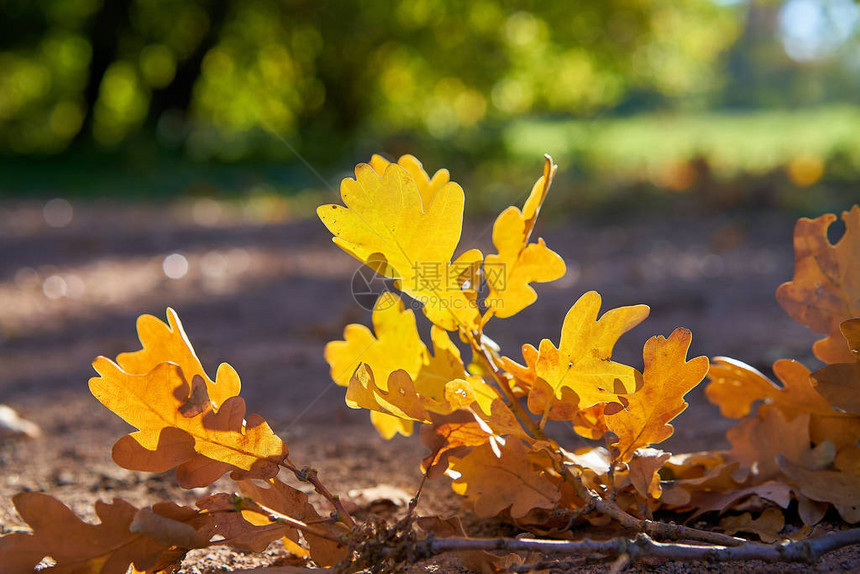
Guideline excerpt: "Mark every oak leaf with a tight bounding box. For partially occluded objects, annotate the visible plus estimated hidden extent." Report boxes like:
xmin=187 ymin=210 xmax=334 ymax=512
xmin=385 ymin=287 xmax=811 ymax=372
xmin=720 ymin=508 xmax=785 ymax=543
xmin=606 ymin=328 xmax=708 ymax=463
xmin=326 ymin=293 xmax=499 ymax=438
xmin=449 ymin=439 xmax=561 ymax=519
xmin=318 ymin=157 xmax=480 ymax=330
xmin=115 ymin=308 xmax=240 ymax=408
xmin=707 ymin=357 xmax=834 ymax=420
xmin=420 ymin=411 xmax=494 ymax=479
xmin=726 ymin=408 xmax=811 ymax=483
xmin=812 ymin=318 xmax=860 ymax=414
xmin=90 ymin=358 xmax=287 ymax=488
xmin=625 ymin=449 xmax=671 ymax=501
xmin=0 ymin=493 xmax=212 ymax=574
xmin=778 ymin=456 xmax=860 ymax=523
xmin=533 ymin=291 xmax=649 ymax=412
xmin=485 ymin=156 xmax=565 ymax=319
xmin=776 ymin=205 xmax=860 ymax=364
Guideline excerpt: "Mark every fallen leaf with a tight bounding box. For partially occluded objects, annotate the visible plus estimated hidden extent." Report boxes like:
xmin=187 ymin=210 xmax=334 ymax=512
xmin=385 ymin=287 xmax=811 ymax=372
xmin=776 ymin=206 xmax=860 ymax=364
xmin=485 ymin=156 xmax=565 ymax=318
xmin=318 ymin=158 xmax=480 ymax=330
xmin=625 ymin=449 xmax=671 ymax=500
xmin=420 ymin=411 xmax=493 ymax=479
xmin=449 ymin=439 xmax=561 ymax=519
xmin=606 ymin=328 xmax=708 ymax=463
xmin=533 ymin=291 xmax=649 ymax=412
xmin=778 ymin=456 xmax=860 ymax=523
xmin=720 ymin=507 xmax=785 ymax=542
xmin=726 ymin=408 xmax=811 ymax=482
xmin=0 ymin=492 xmax=212 ymax=574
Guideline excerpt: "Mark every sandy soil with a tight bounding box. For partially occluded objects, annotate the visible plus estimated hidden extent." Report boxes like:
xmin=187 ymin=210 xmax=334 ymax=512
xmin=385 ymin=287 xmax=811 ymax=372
xmin=1 ymin=198 xmax=857 ymax=572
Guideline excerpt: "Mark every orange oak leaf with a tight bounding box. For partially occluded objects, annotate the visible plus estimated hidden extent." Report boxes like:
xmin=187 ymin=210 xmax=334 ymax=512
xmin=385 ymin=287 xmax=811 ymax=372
xmin=776 ymin=205 xmax=860 ymax=364
xmin=533 ymin=291 xmax=649 ymax=413
xmin=625 ymin=449 xmax=671 ymax=500
xmin=812 ymin=318 xmax=860 ymax=414
xmin=706 ymin=357 xmax=834 ymax=420
xmin=726 ymin=408 xmax=812 ymax=483
xmin=500 ymin=342 xmax=539 ymax=395
xmin=235 ymin=480 xmax=347 ymax=567
xmin=115 ymin=308 xmax=240 ymax=408
xmin=420 ymin=411 xmax=494 ymax=479
xmin=485 ymin=156 xmax=566 ymax=319
xmin=449 ymin=439 xmax=561 ymax=519
xmin=90 ymin=358 xmax=287 ymax=489
xmin=606 ymin=329 xmax=708 ymax=463
xmin=0 ymin=492 xmax=213 ymax=574
xmin=318 ymin=157 xmax=480 ymax=331
xmin=416 ymin=515 xmax=522 ymax=573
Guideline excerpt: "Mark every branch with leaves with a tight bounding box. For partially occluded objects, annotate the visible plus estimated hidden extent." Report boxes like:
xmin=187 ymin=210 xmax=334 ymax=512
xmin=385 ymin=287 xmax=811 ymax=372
xmin=1 ymin=154 xmax=859 ymax=573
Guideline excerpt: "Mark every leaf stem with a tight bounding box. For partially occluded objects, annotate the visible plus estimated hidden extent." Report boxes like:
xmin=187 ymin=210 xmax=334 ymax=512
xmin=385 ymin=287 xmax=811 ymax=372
xmin=469 ymin=331 xmax=545 ymax=441
xmin=283 ymin=458 xmax=356 ymax=528
xmin=234 ymin=496 xmax=345 ymax=544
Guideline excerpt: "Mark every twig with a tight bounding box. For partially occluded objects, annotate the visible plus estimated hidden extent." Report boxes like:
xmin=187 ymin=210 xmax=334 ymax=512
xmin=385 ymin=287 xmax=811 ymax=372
xmin=556 ymin=461 xmax=745 ymax=547
xmin=234 ymin=496 xmax=345 ymax=544
xmin=469 ymin=332 xmax=546 ymax=441
xmin=283 ymin=458 xmax=356 ymax=528
xmin=418 ymin=529 xmax=860 ymax=565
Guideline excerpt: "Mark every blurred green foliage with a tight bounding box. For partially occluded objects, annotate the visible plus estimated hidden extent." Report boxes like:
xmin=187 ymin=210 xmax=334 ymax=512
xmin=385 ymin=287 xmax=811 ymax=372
xmin=1 ymin=0 xmax=858 ymax=207
xmin=0 ymin=0 xmax=739 ymax=161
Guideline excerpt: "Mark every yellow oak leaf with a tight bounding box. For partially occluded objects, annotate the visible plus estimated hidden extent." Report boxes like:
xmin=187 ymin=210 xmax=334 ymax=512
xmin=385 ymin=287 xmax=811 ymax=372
xmin=325 ymin=293 xmax=495 ymax=438
xmin=367 ymin=154 xmax=452 ymax=210
xmin=117 ymin=307 xmax=240 ymax=408
xmin=533 ymin=291 xmax=649 ymax=411
xmin=324 ymin=293 xmax=428 ymax=438
xmin=449 ymin=439 xmax=561 ymax=519
xmin=346 ymin=365 xmax=431 ymax=423
xmin=318 ymin=158 xmax=480 ymax=331
xmin=485 ymin=156 xmax=566 ymax=319
xmin=90 ymin=358 xmax=287 ymax=488
xmin=606 ymin=328 xmax=708 ymax=463
xmin=0 ymin=492 xmax=213 ymax=574
xmin=776 ymin=205 xmax=860 ymax=364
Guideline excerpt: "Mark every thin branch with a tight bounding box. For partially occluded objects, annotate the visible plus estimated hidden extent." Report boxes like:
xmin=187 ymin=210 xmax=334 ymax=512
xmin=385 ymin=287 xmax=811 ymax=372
xmin=420 ymin=529 xmax=860 ymax=565
xmin=283 ymin=458 xmax=356 ymax=528
xmin=234 ymin=496 xmax=345 ymax=544
xmin=556 ymin=462 xmax=745 ymax=547
xmin=469 ymin=331 xmax=546 ymax=441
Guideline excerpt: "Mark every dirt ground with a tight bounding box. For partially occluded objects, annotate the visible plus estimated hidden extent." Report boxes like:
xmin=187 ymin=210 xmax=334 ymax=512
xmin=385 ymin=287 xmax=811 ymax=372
xmin=1 ymin=198 xmax=858 ymax=572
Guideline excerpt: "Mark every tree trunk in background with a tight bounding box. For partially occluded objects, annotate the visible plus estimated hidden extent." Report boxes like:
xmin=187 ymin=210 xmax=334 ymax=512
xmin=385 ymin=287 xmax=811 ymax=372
xmin=74 ymin=0 xmax=133 ymax=145
xmin=146 ymin=0 xmax=231 ymax=130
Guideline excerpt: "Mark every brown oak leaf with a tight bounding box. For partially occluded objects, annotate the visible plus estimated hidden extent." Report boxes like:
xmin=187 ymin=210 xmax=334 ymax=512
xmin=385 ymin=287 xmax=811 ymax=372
xmin=0 ymin=493 xmax=212 ymax=573
xmin=776 ymin=205 xmax=860 ymax=364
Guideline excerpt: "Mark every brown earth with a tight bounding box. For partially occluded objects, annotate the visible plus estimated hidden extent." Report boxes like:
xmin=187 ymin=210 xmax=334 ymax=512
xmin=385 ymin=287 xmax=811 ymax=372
xmin=1 ymin=198 xmax=857 ymax=572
